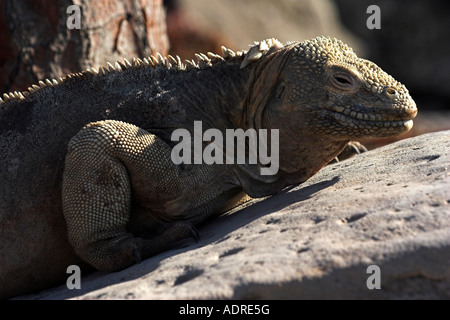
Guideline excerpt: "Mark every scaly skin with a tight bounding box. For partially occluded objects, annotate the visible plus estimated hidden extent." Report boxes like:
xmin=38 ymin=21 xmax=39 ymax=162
xmin=0 ymin=37 xmax=417 ymax=298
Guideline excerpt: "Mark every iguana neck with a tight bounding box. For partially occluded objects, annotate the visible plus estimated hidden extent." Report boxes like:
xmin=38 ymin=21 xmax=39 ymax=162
xmin=168 ymin=48 xmax=292 ymax=133
xmin=176 ymin=59 xmax=253 ymax=132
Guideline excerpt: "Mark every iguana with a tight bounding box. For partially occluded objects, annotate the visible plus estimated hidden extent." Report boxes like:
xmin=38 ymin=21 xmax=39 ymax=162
xmin=0 ymin=37 xmax=417 ymax=299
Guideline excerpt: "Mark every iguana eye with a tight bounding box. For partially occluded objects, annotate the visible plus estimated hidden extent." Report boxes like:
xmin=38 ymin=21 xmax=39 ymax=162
xmin=334 ymin=75 xmax=352 ymax=85
xmin=332 ymin=72 xmax=355 ymax=90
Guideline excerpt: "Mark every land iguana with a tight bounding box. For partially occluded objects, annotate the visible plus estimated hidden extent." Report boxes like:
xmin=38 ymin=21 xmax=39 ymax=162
xmin=0 ymin=37 xmax=417 ymax=298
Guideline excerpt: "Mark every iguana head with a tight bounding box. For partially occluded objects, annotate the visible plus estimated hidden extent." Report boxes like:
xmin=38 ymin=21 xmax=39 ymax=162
xmin=290 ymin=37 xmax=415 ymax=134
xmin=245 ymin=36 xmax=417 ymax=137
xmin=238 ymin=36 xmax=417 ymax=192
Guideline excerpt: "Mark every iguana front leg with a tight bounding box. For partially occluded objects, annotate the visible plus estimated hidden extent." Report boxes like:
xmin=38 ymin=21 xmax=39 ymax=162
xmin=62 ymin=120 xmax=200 ymax=271
xmin=331 ymin=141 xmax=368 ymax=163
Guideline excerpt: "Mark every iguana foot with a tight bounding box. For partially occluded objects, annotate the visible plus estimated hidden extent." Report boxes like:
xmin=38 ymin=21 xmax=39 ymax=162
xmin=330 ymin=141 xmax=368 ymax=163
xmin=141 ymin=221 xmax=199 ymax=255
xmin=76 ymin=222 xmax=199 ymax=272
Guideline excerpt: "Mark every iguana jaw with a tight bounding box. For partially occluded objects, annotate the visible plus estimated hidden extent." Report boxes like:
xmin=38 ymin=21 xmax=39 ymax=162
xmin=326 ymin=101 xmax=417 ymax=137
xmin=330 ymin=111 xmax=413 ymax=135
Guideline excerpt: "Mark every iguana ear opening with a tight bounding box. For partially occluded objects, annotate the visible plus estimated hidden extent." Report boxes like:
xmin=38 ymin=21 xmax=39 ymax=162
xmin=240 ymin=38 xmax=283 ymax=69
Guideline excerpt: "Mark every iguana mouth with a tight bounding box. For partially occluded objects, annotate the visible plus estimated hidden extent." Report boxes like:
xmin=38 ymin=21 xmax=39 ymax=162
xmin=329 ymin=110 xmax=414 ymax=134
xmin=328 ymin=104 xmax=416 ymax=133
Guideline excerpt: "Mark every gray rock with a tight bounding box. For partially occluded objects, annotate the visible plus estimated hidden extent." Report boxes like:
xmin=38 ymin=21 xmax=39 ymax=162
xmin=17 ymin=130 xmax=450 ymax=299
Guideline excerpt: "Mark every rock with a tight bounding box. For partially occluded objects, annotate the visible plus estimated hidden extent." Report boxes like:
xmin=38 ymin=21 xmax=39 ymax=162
xmin=17 ymin=131 xmax=450 ymax=299
xmin=0 ymin=0 xmax=168 ymax=94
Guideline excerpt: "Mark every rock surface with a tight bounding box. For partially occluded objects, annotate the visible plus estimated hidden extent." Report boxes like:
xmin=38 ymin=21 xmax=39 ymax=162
xmin=17 ymin=130 xmax=450 ymax=299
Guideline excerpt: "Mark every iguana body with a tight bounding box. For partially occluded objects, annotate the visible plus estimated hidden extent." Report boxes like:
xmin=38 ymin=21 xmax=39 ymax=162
xmin=0 ymin=37 xmax=417 ymax=298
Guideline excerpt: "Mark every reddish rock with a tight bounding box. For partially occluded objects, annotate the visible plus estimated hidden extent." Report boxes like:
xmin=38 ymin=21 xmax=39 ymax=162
xmin=0 ymin=0 xmax=168 ymax=94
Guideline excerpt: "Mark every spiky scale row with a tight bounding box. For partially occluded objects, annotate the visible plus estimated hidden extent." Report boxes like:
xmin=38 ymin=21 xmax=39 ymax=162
xmin=2 ymin=91 xmax=26 ymax=101
xmin=240 ymin=38 xmax=283 ymax=68
xmin=0 ymin=39 xmax=285 ymax=105
xmin=221 ymin=46 xmax=236 ymax=58
xmin=23 ymin=76 xmax=62 ymax=96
